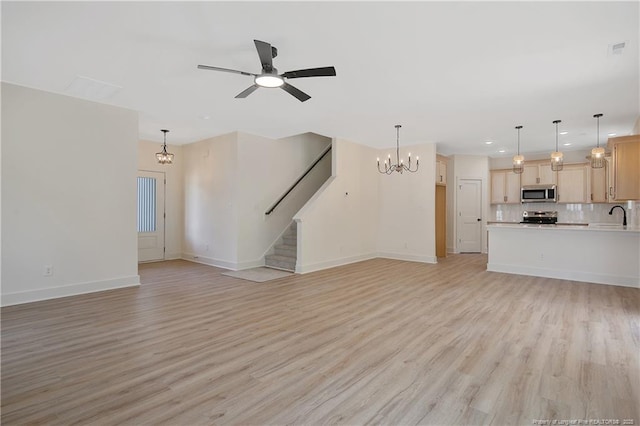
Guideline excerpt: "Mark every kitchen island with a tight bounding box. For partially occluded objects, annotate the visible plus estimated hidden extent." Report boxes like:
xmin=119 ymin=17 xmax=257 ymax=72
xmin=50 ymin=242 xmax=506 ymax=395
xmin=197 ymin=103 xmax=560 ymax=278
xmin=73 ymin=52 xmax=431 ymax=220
xmin=487 ymin=223 xmax=640 ymax=288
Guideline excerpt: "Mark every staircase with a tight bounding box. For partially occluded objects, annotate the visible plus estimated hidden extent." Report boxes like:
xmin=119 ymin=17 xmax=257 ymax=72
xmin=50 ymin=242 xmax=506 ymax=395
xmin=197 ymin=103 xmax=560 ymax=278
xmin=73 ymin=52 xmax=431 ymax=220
xmin=265 ymin=223 xmax=297 ymax=272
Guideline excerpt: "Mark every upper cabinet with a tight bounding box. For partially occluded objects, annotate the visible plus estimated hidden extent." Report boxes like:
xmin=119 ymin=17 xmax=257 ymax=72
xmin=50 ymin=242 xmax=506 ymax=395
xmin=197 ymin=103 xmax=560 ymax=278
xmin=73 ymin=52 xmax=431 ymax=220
xmin=490 ymin=169 xmax=520 ymax=204
xmin=557 ymin=163 xmax=588 ymax=203
xmin=521 ymin=162 xmax=556 ymax=186
xmin=589 ymin=157 xmax=609 ymax=203
xmin=436 ymin=155 xmax=447 ymax=186
xmin=608 ymin=135 xmax=640 ymax=201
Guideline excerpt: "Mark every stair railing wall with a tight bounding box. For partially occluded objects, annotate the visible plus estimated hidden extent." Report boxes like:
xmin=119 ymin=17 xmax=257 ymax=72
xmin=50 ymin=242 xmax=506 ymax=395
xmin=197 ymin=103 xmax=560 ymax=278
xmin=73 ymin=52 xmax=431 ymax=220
xmin=265 ymin=144 xmax=332 ymax=215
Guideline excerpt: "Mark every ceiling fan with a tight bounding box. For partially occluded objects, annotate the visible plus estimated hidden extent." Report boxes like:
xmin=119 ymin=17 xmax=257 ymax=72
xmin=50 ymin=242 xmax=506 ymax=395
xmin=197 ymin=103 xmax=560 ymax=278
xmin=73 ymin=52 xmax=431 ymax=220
xmin=198 ymin=40 xmax=336 ymax=102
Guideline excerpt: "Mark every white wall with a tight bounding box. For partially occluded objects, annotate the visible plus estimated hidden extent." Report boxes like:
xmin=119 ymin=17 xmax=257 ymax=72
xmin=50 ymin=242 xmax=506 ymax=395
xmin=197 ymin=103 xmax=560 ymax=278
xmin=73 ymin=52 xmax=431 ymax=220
xmin=182 ymin=132 xmax=239 ymax=269
xmin=447 ymin=155 xmax=490 ymax=254
xmin=1 ymin=83 xmax=140 ymax=306
xmin=377 ymin=143 xmax=437 ymax=263
xmin=236 ymin=132 xmax=331 ymax=268
xmin=138 ymin=140 xmax=183 ymax=259
xmin=182 ymin=131 xmax=331 ymax=270
xmin=295 ymin=138 xmax=379 ymax=273
xmin=295 ymin=139 xmax=438 ymax=273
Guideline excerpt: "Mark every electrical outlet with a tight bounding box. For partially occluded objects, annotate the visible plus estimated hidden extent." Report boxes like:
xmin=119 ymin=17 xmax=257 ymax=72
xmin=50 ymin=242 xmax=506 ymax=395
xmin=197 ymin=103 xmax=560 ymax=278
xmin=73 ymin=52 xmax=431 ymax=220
xmin=43 ymin=265 xmax=53 ymax=276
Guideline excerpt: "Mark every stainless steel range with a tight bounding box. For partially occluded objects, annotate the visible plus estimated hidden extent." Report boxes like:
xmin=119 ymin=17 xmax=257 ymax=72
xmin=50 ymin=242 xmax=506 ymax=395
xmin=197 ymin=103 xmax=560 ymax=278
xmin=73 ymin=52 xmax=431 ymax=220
xmin=521 ymin=211 xmax=558 ymax=225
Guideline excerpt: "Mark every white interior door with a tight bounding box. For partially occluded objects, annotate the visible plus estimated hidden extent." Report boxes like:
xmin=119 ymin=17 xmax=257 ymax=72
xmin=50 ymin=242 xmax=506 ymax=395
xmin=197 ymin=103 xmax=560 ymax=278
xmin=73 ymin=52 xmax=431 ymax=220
xmin=457 ymin=179 xmax=482 ymax=253
xmin=137 ymin=171 xmax=165 ymax=262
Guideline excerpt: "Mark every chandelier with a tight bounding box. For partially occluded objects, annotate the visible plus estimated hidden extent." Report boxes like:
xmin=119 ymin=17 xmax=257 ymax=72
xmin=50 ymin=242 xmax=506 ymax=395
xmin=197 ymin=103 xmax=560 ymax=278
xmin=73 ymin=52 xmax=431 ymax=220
xmin=590 ymin=113 xmax=605 ymax=169
xmin=156 ymin=129 xmax=174 ymax=165
xmin=377 ymin=125 xmax=419 ymax=174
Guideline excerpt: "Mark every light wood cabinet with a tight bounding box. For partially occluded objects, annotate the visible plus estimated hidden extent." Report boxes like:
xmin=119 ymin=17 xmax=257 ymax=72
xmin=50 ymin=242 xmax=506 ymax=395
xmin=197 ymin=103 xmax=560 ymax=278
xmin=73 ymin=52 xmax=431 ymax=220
xmin=436 ymin=156 xmax=447 ymax=186
xmin=589 ymin=157 xmax=613 ymax=203
xmin=557 ymin=163 xmax=588 ymax=203
xmin=521 ymin=162 xmax=556 ymax=186
xmin=590 ymin=160 xmax=607 ymax=203
xmin=490 ymin=169 xmax=521 ymax=204
xmin=608 ymin=135 xmax=640 ymax=201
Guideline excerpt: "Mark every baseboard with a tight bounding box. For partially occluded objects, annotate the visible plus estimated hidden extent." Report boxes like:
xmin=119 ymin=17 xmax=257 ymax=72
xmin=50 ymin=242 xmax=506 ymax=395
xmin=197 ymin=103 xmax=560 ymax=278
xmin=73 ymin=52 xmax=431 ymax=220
xmin=1 ymin=275 xmax=140 ymax=307
xmin=296 ymin=253 xmax=377 ymax=274
xmin=236 ymin=259 xmax=266 ymax=270
xmin=181 ymin=253 xmax=264 ymax=271
xmin=377 ymin=251 xmax=438 ymax=264
xmin=487 ymin=263 xmax=640 ymax=288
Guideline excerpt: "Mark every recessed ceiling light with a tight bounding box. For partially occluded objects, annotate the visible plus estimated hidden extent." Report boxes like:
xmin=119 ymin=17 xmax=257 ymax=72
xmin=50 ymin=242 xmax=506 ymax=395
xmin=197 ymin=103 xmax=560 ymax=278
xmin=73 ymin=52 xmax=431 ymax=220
xmin=498 ymin=149 xmax=506 ymax=153
xmin=563 ymin=142 xmax=572 ymax=146
xmin=559 ymin=131 xmax=568 ymax=135
xmin=199 ymin=115 xmax=211 ymax=120
xmin=485 ymin=141 xmax=493 ymax=145
xmin=608 ymin=132 xmax=616 ymax=136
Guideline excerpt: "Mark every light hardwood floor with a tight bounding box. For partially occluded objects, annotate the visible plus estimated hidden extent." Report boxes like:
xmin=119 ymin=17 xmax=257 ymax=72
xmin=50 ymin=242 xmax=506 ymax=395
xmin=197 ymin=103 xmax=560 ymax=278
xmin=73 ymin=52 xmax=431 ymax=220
xmin=2 ymin=255 xmax=639 ymax=425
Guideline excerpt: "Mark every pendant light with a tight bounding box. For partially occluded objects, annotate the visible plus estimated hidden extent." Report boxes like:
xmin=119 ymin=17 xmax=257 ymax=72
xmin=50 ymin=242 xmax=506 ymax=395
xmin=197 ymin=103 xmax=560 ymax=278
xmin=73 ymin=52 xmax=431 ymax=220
xmin=550 ymin=120 xmax=563 ymax=171
xmin=156 ymin=129 xmax=174 ymax=165
xmin=512 ymin=125 xmax=524 ymax=174
xmin=590 ymin=113 xmax=605 ymax=169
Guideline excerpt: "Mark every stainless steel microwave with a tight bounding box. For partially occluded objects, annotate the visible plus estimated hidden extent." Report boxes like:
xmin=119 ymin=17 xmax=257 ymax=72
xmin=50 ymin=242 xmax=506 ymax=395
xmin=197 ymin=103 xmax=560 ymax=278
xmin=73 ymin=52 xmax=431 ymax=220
xmin=521 ymin=184 xmax=557 ymax=203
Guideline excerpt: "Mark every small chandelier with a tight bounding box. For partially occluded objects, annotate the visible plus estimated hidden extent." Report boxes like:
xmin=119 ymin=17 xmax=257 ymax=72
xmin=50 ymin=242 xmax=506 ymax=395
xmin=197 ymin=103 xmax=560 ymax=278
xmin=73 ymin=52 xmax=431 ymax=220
xmin=377 ymin=125 xmax=419 ymax=174
xmin=550 ymin=120 xmax=563 ymax=171
xmin=156 ymin=129 xmax=174 ymax=165
xmin=512 ymin=125 xmax=524 ymax=174
xmin=590 ymin=113 xmax=605 ymax=169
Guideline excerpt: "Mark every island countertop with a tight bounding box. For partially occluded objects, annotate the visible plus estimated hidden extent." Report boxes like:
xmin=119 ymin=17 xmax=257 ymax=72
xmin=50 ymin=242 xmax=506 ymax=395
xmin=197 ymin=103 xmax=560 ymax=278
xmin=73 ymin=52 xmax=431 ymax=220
xmin=487 ymin=223 xmax=640 ymax=288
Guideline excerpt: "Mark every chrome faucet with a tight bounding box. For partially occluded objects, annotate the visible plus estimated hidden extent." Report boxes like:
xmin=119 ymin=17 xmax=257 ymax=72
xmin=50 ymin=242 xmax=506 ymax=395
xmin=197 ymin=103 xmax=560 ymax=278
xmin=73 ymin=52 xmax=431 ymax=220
xmin=608 ymin=205 xmax=627 ymax=227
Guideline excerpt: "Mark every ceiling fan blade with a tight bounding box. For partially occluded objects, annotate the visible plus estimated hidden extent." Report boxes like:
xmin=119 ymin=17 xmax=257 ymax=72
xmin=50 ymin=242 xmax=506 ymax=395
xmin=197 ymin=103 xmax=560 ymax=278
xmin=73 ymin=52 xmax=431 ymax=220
xmin=198 ymin=65 xmax=256 ymax=76
xmin=281 ymin=82 xmax=311 ymax=102
xmin=254 ymin=40 xmax=274 ymax=72
xmin=281 ymin=67 xmax=337 ymax=79
xmin=235 ymin=85 xmax=259 ymax=99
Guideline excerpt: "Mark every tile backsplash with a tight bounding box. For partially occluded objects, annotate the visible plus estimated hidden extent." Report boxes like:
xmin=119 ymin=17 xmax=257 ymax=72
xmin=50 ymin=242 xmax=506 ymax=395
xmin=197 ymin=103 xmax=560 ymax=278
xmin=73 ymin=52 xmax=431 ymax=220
xmin=491 ymin=201 xmax=640 ymax=227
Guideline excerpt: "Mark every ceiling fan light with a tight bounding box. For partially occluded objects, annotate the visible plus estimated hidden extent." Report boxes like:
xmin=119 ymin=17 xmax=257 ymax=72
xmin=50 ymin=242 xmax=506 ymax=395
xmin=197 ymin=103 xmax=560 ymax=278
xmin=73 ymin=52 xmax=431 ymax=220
xmin=255 ymin=74 xmax=284 ymax=88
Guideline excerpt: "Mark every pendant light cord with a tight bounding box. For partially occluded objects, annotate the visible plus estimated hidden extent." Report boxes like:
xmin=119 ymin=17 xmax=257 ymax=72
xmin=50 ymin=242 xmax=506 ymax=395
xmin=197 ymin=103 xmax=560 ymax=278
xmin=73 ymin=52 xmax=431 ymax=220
xmin=596 ymin=115 xmax=600 ymax=148
xmin=396 ymin=125 xmax=401 ymax=164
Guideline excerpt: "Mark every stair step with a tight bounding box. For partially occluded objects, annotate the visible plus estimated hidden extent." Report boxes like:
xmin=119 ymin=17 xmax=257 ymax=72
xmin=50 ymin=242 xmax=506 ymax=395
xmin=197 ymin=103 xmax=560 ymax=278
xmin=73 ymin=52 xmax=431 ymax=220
xmin=274 ymin=245 xmax=296 ymax=256
xmin=283 ymin=235 xmax=297 ymax=245
xmin=265 ymin=254 xmax=296 ymax=271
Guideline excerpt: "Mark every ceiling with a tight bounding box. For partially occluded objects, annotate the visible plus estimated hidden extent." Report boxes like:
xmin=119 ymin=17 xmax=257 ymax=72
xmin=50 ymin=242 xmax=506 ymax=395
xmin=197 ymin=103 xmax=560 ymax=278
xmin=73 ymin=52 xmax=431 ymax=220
xmin=2 ymin=1 xmax=638 ymax=157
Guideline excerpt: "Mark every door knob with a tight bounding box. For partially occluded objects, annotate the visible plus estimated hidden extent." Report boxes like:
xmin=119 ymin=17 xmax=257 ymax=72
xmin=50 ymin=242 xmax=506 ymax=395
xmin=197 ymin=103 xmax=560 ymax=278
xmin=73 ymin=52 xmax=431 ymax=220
xmin=477 ymin=218 xmax=481 ymax=221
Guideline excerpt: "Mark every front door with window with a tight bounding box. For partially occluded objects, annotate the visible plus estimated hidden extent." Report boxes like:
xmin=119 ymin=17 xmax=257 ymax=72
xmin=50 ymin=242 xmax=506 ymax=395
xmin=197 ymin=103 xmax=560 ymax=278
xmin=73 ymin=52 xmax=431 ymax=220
xmin=137 ymin=171 xmax=165 ymax=262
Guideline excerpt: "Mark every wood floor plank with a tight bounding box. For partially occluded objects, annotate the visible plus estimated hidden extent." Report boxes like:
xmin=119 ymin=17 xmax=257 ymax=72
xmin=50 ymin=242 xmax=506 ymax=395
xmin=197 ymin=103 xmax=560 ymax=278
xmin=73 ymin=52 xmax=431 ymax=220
xmin=2 ymin=255 xmax=639 ymax=425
